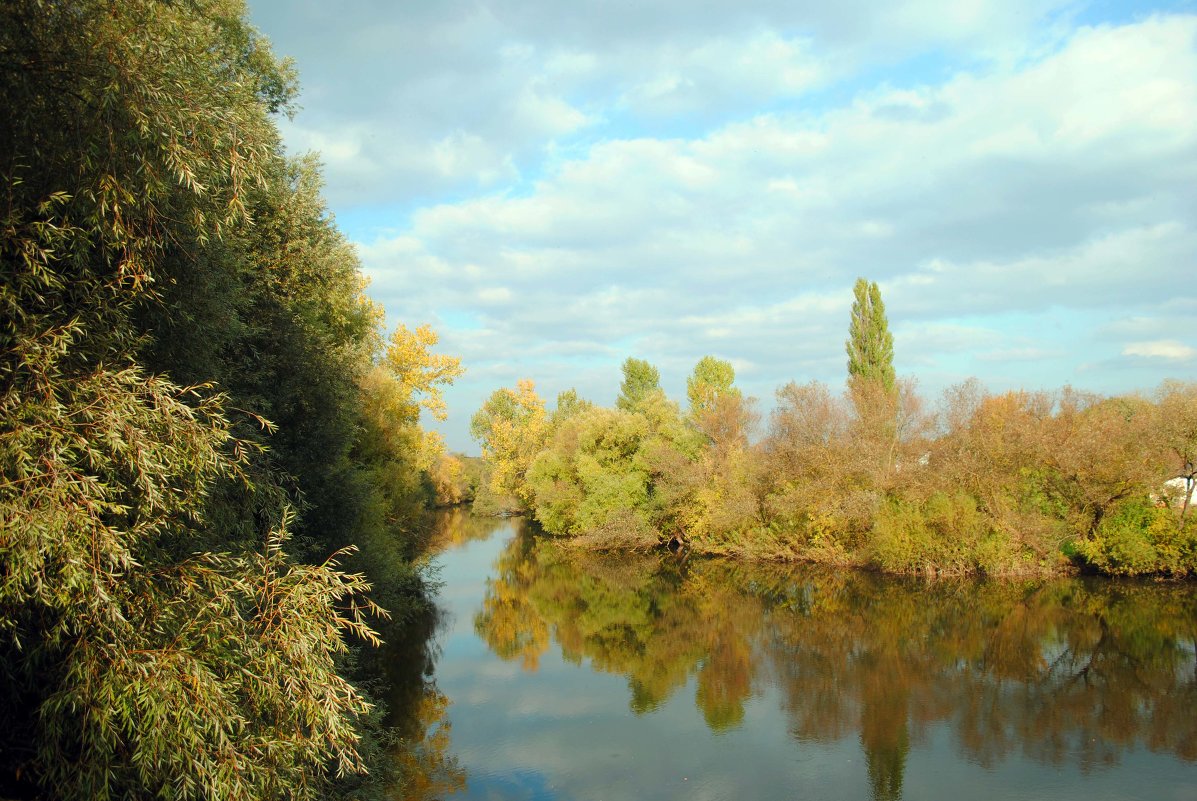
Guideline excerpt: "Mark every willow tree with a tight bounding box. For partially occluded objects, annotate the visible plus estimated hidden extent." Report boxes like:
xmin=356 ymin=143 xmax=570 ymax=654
xmin=0 ymin=1 xmax=384 ymax=798
xmin=846 ymin=278 xmax=896 ymax=393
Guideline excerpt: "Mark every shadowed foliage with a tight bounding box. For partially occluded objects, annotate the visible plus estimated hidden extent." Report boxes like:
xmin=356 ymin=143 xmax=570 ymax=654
xmin=1 ymin=1 xmax=457 ymax=797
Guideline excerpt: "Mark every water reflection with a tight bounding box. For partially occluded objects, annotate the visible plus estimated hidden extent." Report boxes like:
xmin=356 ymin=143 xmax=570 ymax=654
xmin=376 ymin=509 xmax=510 ymax=800
xmin=375 ymin=597 xmax=461 ymax=799
xmin=474 ymin=534 xmax=1197 ymax=799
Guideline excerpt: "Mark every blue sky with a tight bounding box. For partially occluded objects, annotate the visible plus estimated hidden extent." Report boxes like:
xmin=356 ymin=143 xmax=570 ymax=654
xmin=247 ymin=0 xmax=1197 ymax=453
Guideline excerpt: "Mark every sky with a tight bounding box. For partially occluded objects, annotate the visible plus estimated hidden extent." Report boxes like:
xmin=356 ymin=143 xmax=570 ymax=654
xmin=246 ymin=0 xmax=1197 ymax=454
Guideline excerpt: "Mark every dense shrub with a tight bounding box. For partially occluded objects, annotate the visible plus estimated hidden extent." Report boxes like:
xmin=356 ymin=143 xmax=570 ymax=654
xmin=1074 ymin=498 xmax=1197 ymax=576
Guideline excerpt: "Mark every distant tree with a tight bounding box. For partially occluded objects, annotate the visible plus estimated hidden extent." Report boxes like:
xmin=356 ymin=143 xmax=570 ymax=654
xmin=470 ymin=380 xmax=548 ymax=508
xmin=1044 ymin=391 xmax=1169 ymax=537
xmin=525 ymin=406 xmax=655 ymax=539
xmin=846 ymin=278 xmax=896 ymax=393
xmin=1157 ymin=381 xmax=1197 ymax=520
xmin=429 ymin=453 xmax=469 ymax=507
xmin=687 ymin=356 xmax=740 ymax=416
xmin=552 ymin=388 xmax=593 ymax=426
xmin=353 ymin=323 xmax=463 ymax=532
xmin=616 ymin=357 xmax=661 ymax=412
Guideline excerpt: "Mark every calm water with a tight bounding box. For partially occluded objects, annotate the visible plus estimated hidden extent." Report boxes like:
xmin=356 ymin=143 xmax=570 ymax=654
xmin=388 ymin=510 xmax=1197 ymax=800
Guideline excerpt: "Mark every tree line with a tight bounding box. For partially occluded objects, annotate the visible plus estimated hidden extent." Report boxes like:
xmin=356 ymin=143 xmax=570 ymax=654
xmin=472 ymin=279 xmax=1197 ymax=577
xmin=1 ymin=1 xmax=459 ymax=798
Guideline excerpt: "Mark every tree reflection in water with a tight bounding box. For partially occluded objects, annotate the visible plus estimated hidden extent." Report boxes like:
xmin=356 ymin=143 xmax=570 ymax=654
xmin=475 ymin=533 xmax=1197 ymax=800
xmin=375 ymin=509 xmax=507 ymax=799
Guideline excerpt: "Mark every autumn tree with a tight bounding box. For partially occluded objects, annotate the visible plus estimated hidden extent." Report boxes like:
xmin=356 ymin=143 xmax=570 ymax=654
xmin=672 ymin=358 xmax=760 ymax=545
xmin=385 ymin=323 xmax=465 ymax=426
xmin=352 ymin=323 xmax=463 ymax=570
xmin=1157 ymin=381 xmax=1197 ymax=520
xmin=365 ymin=322 xmax=465 ymax=478
xmin=687 ymin=356 xmax=740 ymax=416
xmin=762 ymin=381 xmax=858 ymax=552
xmin=471 ymin=380 xmax=549 ymax=509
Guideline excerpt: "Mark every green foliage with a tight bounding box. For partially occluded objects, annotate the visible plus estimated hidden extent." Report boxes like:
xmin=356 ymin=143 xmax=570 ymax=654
xmin=552 ymin=387 xmax=593 ymax=426
xmin=527 ymin=407 xmax=653 ymax=536
xmin=2 ymin=0 xmax=291 ymax=355
xmin=616 ymin=357 xmax=662 ymax=412
xmin=687 ymin=356 xmax=740 ymax=416
xmin=521 ymin=388 xmax=704 ymax=545
xmin=40 ymin=518 xmax=381 ymax=801
xmin=846 ymin=278 xmax=895 ymax=393
xmin=1 ymin=0 xmax=457 ymax=797
xmin=0 ymin=335 xmax=382 ymax=799
xmin=1074 ymin=498 xmax=1197 ymax=576
xmin=869 ymin=493 xmax=1013 ymax=575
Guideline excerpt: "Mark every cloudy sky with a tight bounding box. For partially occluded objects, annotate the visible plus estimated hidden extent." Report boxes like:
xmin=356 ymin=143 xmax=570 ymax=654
xmin=246 ymin=0 xmax=1197 ymax=453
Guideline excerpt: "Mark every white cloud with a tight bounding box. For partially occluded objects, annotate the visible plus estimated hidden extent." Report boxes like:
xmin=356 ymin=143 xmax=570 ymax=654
xmin=618 ymin=31 xmax=824 ymax=116
xmin=247 ymin=3 xmax=1197 ymax=450
xmin=1123 ymin=340 xmax=1197 ymax=360
xmin=475 ymin=286 xmax=514 ymax=305
xmin=248 ymin=0 xmax=1081 ymax=206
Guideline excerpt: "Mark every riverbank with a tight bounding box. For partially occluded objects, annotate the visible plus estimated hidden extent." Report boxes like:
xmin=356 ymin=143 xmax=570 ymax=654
xmin=471 ymin=372 xmax=1197 ymax=579
xmin=488 ymin=489 xmax=1196 ymax=579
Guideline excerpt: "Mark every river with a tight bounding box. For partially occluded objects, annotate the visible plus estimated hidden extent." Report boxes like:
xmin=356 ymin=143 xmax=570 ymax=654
xmin=384 ymin=510 xmax=1197 ymax=800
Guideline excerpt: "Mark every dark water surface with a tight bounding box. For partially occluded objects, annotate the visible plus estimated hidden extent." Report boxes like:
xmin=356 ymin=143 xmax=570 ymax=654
xmin=388 ymin=511 xmax=1197 ymax=800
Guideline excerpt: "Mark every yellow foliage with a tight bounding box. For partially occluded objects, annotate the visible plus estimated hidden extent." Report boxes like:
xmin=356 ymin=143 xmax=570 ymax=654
xmin=357 ymin=324 xmax=462 ymax=513
xmin=472 ymin=379 xmax=549 ymax=507
xmin=430 ymin=453 xmax=466 ymax=506
xmin=384 ymin=323 xmax=464 ymax=422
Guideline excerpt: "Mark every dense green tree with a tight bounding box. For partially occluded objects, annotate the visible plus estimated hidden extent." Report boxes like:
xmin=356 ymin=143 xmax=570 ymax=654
xmin=522 ymin=386 xmax=702 ymax=544
xmin=0 ymin=1 xmax=452 ymax=797
xmin=616 ymin=357 xmax=662 ymax=412
xmin=846 ymin=278 xmax=896 ymax=393
xmin=526 ymin=406 xmax=655 ymax=539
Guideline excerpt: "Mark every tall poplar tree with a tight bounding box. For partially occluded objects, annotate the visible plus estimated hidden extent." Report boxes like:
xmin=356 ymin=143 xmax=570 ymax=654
xmin=846 ymin=278 xmax=896 ymax=393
